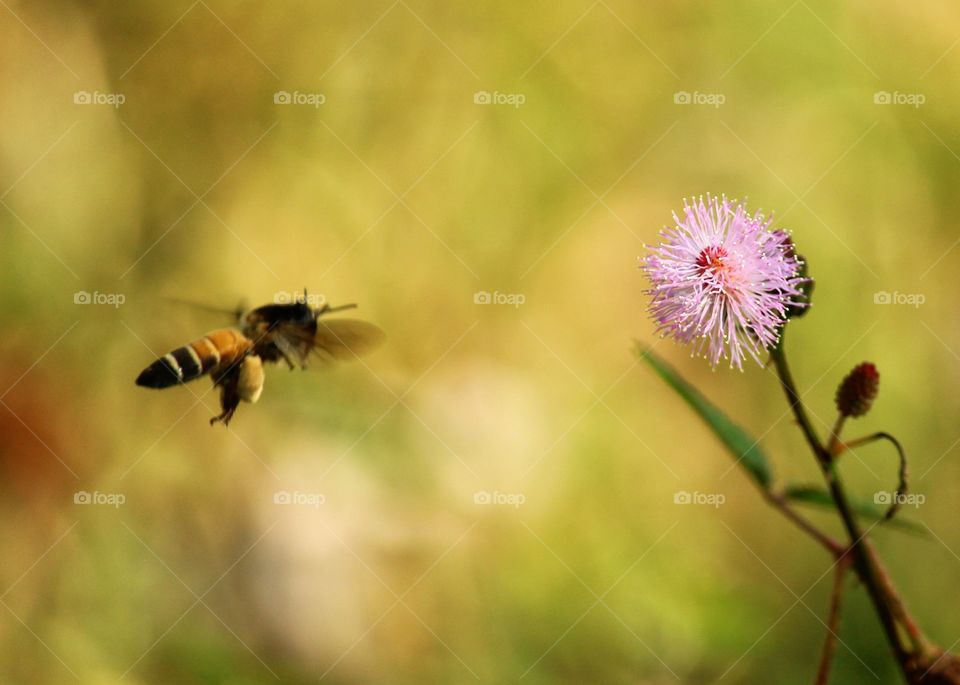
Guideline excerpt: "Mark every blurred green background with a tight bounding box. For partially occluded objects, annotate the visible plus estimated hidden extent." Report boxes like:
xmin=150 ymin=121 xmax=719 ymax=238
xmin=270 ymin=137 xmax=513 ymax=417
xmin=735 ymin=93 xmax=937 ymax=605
xmin=1 ymin=1 xmax=959 ymax=683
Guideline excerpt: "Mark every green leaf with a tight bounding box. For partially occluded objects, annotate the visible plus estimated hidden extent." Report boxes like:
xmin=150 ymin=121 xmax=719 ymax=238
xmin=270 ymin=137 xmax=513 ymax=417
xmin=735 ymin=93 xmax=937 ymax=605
xmin=636 ymin=344 xmax=772 ymax=488
xmin=783 ymin=484 xmax=926 ymax=535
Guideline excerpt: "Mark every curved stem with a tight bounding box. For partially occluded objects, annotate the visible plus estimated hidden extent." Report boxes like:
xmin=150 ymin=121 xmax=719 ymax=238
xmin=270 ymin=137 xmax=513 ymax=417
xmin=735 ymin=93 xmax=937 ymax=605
xmin=840 ymin=432 xmax=909 ymax=522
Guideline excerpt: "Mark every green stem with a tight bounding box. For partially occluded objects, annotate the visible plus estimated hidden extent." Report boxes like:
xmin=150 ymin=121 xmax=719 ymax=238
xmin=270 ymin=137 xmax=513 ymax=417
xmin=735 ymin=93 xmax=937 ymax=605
xmin=769 ymin=343 xmax=910 ymax=670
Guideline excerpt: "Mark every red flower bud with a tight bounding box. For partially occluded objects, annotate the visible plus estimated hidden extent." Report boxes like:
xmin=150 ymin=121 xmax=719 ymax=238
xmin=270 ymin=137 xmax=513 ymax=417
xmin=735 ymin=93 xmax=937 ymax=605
xmin=836 ymin=362 xmax=879 ymax=418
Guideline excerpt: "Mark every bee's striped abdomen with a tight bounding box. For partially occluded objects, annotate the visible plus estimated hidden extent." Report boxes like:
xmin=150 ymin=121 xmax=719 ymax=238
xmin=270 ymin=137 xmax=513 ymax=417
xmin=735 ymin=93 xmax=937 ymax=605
xmin=188 ymin=336 xmax=222 ymax=374
xmin=135 ymin=344 xmax=204 ymax=388
xmin=135 ymin=329 xmax=249 ymax=389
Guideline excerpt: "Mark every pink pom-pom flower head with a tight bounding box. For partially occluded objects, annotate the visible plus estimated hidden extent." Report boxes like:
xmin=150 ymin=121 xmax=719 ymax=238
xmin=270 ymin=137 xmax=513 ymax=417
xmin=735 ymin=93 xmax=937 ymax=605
xmin=641 ymin=195 xmax=807 ymax=370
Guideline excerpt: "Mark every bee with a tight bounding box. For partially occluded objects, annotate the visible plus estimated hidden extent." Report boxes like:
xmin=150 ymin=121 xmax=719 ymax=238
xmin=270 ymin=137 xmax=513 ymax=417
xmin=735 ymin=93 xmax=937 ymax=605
xmin=135 ymin=291 xmax=384 ymax=425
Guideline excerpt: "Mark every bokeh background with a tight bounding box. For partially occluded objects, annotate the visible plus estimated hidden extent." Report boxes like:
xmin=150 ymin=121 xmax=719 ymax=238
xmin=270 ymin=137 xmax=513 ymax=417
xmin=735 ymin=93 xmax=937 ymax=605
xmin=1 ymin=1 xmax=959 ymax=683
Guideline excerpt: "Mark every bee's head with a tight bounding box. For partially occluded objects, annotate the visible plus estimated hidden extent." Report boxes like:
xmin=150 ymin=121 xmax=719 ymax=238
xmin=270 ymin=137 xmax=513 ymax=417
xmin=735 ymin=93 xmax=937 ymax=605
xmin=245 ymin=301 xmax=315 ymax=329
xmin=243 ymin=290 xmax=358 ymax=334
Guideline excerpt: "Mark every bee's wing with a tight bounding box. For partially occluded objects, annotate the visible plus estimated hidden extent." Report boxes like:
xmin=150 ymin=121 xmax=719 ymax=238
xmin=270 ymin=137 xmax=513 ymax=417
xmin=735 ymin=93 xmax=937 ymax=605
xmin=311 ymin=319 xmax=385 ymax=363
xmin=269 ymin=318 xmax=385 ymax=366
xmin=163 ymin=295 xmax=247 ymax=325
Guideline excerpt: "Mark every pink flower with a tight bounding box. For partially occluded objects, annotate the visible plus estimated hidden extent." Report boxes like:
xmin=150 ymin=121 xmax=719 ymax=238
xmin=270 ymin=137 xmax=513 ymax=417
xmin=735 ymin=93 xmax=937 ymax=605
xmin=641 ymin=195 xmax=806 ymax=370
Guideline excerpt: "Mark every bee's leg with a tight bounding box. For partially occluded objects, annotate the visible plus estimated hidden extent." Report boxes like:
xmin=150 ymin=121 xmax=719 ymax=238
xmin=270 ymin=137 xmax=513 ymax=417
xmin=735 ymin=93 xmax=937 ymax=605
xmin=272 ymin=336 xmax=300 ymax=370
xmin=210 ymin=404 xmax=237 ymax=426
xmin=210 ymin=373 xmax=241 ymax=426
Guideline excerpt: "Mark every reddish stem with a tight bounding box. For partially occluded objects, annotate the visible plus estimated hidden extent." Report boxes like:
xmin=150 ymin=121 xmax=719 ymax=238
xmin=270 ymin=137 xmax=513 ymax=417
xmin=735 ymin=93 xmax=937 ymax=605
xmin=815 ymin=555 xmax=852 ymax=685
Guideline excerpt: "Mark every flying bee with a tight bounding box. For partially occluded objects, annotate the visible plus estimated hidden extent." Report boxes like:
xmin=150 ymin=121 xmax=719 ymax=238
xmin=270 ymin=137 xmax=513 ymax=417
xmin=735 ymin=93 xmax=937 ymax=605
xmin=135 ymin=291 xmax=384 ymax=425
